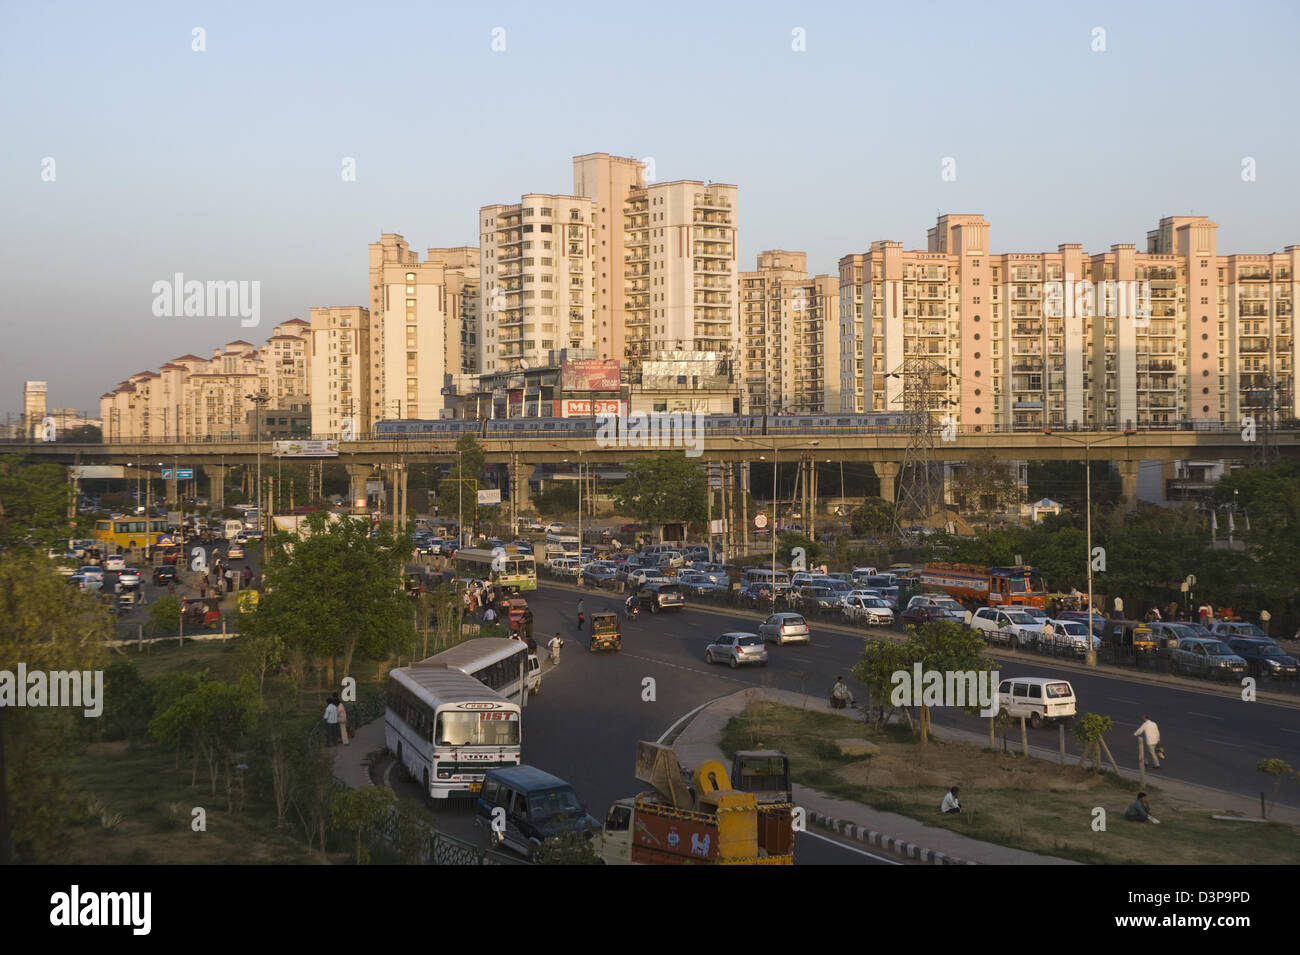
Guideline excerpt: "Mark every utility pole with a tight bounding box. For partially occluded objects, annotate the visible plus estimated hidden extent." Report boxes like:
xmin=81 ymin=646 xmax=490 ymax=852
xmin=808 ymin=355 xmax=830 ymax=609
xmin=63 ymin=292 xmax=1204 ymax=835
xmin=247 ymin=391 xmax=270 ymax=537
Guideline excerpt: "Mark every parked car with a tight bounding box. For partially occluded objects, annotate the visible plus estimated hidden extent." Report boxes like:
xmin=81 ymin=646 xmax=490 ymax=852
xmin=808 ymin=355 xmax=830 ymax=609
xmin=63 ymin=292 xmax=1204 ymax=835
xmin=550 ymin=557 xmax=580 ymax=578
xmin=1147 ymin=621 xmax=1205 ymax=650
xmin=626 ymin=566 xmax=665 ymax=588
xmin=843 ymin=594 xmax=895 ymax=626
xmin=1170 ymin=637 xmax=1249 ymax=680
xmin=705 ymin=632 xmax=768 ymax=668
xmin=899 ymin=603 xmax=951 ymax=627
xmin=543 ymin=522 xmax=570 ymax=535
xmin=655 ymin=551 xmax=685 ymax=570
xmin=1056 ymin=609 xmax=1106 ymax=637
xmin=795 ymin=584 xmax=839 ymax=615
xmin=790 ymin=571 xmax=827 ymax=589
xmin=692 ymin=563 xmax=734 ymax=587
xmin=970 ymin=607 xmax=1042 ymax=647
xmin=582 ymin=561 xmax=618 ymax=584
xmin=758 ymin=613 xmax=810 ymax=646
xmin=676 ymin=571 xmax=725 ymax=596
xmin=1208 ymin=621 xmax=1274 ymax=643
xmin=904 ymin=593 xmax=967 ymax=624
xmin=1227 ymin=639 xmax=1300 ymax=680
xmin=1042 ymin=619 xmax=1101 ymax=657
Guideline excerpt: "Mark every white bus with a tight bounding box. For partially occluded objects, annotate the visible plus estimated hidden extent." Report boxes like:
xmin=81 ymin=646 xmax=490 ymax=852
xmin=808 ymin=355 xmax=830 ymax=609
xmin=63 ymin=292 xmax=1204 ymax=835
xmin=430 ymin=637 xmax=541 ymax=699
xmin=386 ymin=664 xmax=522 ymax=800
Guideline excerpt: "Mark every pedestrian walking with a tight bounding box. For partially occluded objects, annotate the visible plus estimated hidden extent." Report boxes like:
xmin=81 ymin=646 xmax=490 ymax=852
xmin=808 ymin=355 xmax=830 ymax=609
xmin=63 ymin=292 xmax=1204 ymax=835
xmin=225 ymin=566 xmax=235 ymax=593
xmin=577 ymin=598 xmax=585 ymax=631
xmin=548 ymin=633 xmax=564 ymax=665
xmin=1134 ymin=715 xmax=1162 ymax=768
xmin=323 ymin=696 xmax=339 ymax=747
xmin=242 ymin=565 xmax=252 ymax=587
xmin=336 ymin=698 xmax=349 ymax=746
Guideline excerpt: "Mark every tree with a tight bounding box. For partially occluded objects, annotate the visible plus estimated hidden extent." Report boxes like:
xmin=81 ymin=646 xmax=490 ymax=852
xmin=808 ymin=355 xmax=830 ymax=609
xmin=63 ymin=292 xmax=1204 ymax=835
xmin=612 ymin=453 xmax=706 ymax=529
xmin=150 ymin=679 xmax=260 ymax=810
xmin=330 ymin=785 xmax=396 ymax=864
xmin=1257 ymin=758 xmax=1294 ymax=817
xmin=533 ymin=828 xmax=603 ymax=865
xmin=948 ymin=458 xmax=1023 ymax=515
xmin=850 ymin=497 xmax=895 ymax=537
xmin=61 ymin=425 xmax=102 ymax=443
xmin=0 ymin=554 xmax=111 ymax=863
xmin=243 ymin=511 xmax=415 ymax=684
xmin=852 ymin=621 xmax=993 ymax=747
xmin=147 ymin=595 xmax=181 ymax=635
xmin=1073 ymin=713 xmax=1116 ymax=773
xmin=0 ymin=456 xmax=76 ymax=551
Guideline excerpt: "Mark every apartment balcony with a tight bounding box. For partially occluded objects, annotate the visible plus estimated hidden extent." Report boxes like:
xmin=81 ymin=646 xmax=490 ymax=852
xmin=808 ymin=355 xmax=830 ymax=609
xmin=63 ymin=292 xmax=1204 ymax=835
xmin=499 ymin=250 xmax=522 ymax=263
xmin=500 ymin=233 xmax=523 ymax=247
xmin=693 ymin=212 xmax=733 ymax=226
xmin=694 ymin=195 xmax=732 ymax=211
xmin=625 ymin=252 xmax=649 ymax=264
xmin=1239 ymin=271 xmax=1272 ymax=281
xmin=1013 ymin=323 xmax=1042 ymax=337
xmin=917 ymin=286 xmax=946 ymax=300
xmin=1010 ymin=270 xmax=1041 ymax=283
xmin=1011 ymin=287 xmax=1042 ymax=301
xmin=696 ymin=245 xmax=731 ymax=260
xmin=694 ymin=262 xmax=730 ymax=274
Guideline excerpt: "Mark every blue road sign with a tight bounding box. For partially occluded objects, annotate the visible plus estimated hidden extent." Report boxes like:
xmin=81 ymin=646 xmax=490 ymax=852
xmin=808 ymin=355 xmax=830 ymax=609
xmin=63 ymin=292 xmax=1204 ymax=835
xmin=177 ymin=469 xmax=194 ymax=480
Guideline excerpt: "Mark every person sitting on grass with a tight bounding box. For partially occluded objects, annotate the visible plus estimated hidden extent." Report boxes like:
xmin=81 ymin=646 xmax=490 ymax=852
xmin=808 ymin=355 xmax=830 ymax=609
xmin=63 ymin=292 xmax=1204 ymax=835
xmin=1124 ymin=792 xmax=1160 ymax=824
xmin=941 ymin=786 xmax=961 ymax=814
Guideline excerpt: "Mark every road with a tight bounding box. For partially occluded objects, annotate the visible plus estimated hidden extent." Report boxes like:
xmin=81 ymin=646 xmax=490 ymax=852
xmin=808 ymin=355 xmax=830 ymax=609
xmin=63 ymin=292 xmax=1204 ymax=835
xmin=521 ymin=583 xmax=1300 ymax=811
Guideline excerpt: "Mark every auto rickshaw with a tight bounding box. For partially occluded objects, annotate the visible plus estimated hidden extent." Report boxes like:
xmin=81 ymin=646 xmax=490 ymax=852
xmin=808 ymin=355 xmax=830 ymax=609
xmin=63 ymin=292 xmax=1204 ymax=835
xmin=589 ymin=611 xmax=621 ymax=652
xmin=404 ymin=572 xmax=426 ymax=599
xmin=181 ymin=596 xmax=222 ymax=630
xmin=503 ymin=597 xmax=533 ymax=638
xmin=1101 ymin=619 xmax=1157 ymax=655
xmin=237 ymin=589 xmax=260 ymax=614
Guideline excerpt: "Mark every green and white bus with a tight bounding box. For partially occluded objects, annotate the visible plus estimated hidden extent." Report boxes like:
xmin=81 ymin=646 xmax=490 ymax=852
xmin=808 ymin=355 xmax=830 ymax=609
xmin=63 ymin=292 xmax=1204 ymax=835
xmin=454 ymin=546 xmax=537 ymax=593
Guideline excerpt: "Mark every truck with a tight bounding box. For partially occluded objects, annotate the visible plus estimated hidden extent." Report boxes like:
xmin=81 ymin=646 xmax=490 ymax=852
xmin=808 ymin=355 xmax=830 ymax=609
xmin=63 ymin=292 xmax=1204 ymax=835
xmin=918 ymin=563 xmax=1048 ymax=611
xmin=598 ymin=742 xmax=794 ymax=865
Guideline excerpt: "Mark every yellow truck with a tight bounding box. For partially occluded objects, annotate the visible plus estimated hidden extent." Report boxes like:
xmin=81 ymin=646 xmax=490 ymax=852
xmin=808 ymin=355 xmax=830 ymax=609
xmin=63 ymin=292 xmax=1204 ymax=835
xmin=597 ymin=742 xmax=794 ymax=865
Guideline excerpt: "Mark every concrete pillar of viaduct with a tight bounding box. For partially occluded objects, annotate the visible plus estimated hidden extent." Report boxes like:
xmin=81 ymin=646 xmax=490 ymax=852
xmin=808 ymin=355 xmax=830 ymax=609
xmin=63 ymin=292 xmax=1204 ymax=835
xmin=874 ymin=462 xmax=902 ymax=505
xmin=204 ymin=465 xmax=229 ymax=509
xmin=1117 ymin=460 xmax=1141 ymax=512
xmin=346 ymin=464 xmax=370 ymax=512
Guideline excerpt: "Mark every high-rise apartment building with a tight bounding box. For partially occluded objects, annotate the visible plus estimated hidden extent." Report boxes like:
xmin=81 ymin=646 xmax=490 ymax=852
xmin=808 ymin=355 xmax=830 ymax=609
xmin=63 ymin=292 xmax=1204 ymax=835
xmin=478 ymin=196 xmax=597 ymax=374
xmin=838 ymin=214 xmax=1299 ymax=430
xmin=23 ymin=381 xmax=47 ymax=439
xmin=740 ymin=251 xmax=841 ymax=414
xmin=367 ymin=235 xmax=480 ymax=422
xmin=309 ymin=306 xmax=370 ymax=437
xmin=622 ymin=179 xmax=739 ymax=363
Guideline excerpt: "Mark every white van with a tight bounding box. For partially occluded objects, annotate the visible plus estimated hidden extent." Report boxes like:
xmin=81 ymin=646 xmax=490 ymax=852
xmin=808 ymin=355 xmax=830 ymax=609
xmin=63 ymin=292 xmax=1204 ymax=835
xmin=996 ymin=677 xmax=1077 ymax=729
xmin=224 ymin=519 xmax=245 ymax=541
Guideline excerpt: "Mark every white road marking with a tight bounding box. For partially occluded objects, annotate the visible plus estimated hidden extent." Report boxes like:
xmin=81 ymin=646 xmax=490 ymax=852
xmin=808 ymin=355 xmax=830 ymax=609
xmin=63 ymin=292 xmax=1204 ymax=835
xmin=800 ymin=828 xmax=903 ymax=865
xmin=1280 ymin=728 xmax=1300 ymax=735
xmin=1108 ymin=698 xmax=1140 ymax=705
xmin=1203 ymin=738 xmax=1239 ymax=748
xmin=1187 ymin=712 xmax=1225 ymax=720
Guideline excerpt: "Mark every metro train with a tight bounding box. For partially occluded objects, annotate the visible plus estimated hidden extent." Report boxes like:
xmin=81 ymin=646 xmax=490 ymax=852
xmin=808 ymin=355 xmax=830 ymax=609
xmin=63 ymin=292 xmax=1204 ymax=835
xmin=371 ymin=412 xmax=910 ymax=440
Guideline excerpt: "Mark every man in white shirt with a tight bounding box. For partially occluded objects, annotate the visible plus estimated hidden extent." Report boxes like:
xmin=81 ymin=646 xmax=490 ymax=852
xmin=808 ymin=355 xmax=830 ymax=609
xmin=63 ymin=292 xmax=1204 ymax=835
xmin=1134 ymin=716 xmax=1161 ymax=767
xmin=548 ymin=633 xmax=564 ymax=665
xmin=323 ymin=698 xmax=339 ymax=747
xmin=941 ymin=786 xmax=961 ymax=814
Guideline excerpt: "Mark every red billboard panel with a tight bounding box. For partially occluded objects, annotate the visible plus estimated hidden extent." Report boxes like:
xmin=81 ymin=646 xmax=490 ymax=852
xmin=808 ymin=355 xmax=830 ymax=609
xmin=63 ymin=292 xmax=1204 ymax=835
xmin=561 ymin=359 xmax=621 ymax=392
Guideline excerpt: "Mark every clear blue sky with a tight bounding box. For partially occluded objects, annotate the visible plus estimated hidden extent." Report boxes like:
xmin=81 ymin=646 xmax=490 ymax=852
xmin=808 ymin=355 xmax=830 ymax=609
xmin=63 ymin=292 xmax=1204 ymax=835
xmin=2 ymin=0 xmax=1298 ymax=415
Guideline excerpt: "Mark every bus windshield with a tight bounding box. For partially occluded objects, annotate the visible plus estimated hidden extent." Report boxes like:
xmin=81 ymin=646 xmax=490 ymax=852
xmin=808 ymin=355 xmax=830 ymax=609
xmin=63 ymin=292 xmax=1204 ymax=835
xmin=435 ymin=711 xmax=519 ymax=747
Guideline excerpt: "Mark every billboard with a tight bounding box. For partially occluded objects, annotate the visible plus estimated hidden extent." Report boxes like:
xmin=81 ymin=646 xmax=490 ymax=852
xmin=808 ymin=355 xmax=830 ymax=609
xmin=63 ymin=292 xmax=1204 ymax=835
xmin=273 ymin=440 xmax=339 ymax=458
xmin=555 ymin=399 xmax=625 ymax=418
xmin=69 ymin=465 xmax=126 ymax=479
xmin=477 ymin=489 xmax=502 ymax=505
xmin=560 ymin=359 xmax=621 ymax=392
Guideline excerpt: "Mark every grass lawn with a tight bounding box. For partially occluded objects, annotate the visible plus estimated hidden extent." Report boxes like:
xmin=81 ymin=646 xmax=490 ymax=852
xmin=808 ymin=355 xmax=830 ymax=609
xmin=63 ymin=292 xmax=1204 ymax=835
xmin=720 ymin=699 xmax=1300 ymax=865
xmin=65 ymin=739 xmax=326 ymax=865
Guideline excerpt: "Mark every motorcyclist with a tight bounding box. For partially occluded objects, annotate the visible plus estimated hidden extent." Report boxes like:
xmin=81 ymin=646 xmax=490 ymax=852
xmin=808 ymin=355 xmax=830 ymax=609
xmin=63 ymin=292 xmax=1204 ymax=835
xmin=625 ymin=592 xmax=639 ymax=619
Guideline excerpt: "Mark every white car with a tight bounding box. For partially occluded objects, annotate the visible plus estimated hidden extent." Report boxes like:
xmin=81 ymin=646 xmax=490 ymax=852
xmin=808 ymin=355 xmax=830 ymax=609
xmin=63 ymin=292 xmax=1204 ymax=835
xmin=103 ymin=554 xmax=126 ymax=571
xmin=843 ymin=595 xmax=895 ymax=626
xmin=543 ymin=522 xmax=570 ymax=535
xmin=1043 ymin=619 xmax=1102 ymax=657
xmin=790 ymin=571 xmax=827 ymax=588
xmin=549 ymin=557 xmax=579 ymax=578
xmin=904 ymin=594 xmax=967 ymax=624
xmin=626 ymin=567 xmax=666 ymax=588
xmin=970 ymin=607 xmax=1043 ymax=647
xmin=78 ymin=565 xmax=105 ymax=581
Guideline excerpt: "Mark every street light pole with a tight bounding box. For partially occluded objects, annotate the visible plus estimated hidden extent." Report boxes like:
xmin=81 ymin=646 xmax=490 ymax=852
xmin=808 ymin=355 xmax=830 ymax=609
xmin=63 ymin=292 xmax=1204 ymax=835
xmin=1045 ymin=428 xmax=1136 ymax=666
xmin=733 ymin=436 xmax=819 ymax=614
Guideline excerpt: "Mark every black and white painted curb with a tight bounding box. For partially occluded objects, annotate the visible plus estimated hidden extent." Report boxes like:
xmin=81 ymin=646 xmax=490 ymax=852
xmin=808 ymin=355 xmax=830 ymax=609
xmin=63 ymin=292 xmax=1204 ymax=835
xmin=809 ymin=811 xmax=974 ymax=865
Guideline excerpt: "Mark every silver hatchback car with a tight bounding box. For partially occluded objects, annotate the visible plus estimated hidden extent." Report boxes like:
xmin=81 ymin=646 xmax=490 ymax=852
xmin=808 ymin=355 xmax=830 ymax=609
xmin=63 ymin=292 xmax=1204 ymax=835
xmin=758 ymin=613 xmax=811 ymax=646
xmin=705 ymin=632 xmax=769 ymax=669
